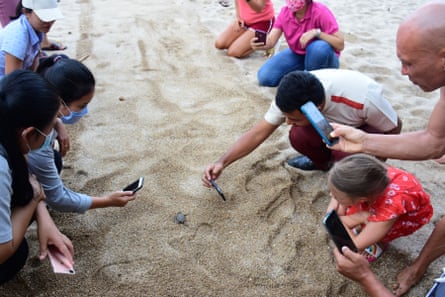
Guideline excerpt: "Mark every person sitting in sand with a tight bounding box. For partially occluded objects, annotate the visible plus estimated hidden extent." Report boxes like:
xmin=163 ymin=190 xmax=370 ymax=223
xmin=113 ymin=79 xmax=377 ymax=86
xmin=0 ymin=0 xmax=66 ymax=51
xmin=202 ymin=69 xmax=402 ymax=187
xmin=252 ymin=0 xmax=344 ymax=87
xmin=0 ymin=70 xmax=74 ymax=284
xmin=328 ymin=1 xmax=445 ymax=295
xmin=27 ymin=54 xmax=137 ymax=213
xmin=215 ymin=0 xmax=275 ymax=58
xmin=0 ymin=0 xmax=63 ymax=79
xmin=327 ymin=154 xmax=433 ymax=263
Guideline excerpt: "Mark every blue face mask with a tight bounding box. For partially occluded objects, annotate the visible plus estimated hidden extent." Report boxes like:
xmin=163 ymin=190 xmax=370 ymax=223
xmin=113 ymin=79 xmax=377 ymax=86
xmin=61 ymin=106 xmax=89 ymax=124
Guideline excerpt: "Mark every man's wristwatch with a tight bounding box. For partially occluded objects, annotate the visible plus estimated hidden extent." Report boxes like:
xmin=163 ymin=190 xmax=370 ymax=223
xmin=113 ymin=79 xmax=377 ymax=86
xmin=315 ymin=28 xmax=321 ymax=38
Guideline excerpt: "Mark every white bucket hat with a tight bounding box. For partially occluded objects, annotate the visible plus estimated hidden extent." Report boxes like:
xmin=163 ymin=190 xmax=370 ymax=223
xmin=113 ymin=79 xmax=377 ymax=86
xmin=22 ymin=0 xmax=63 ymax=22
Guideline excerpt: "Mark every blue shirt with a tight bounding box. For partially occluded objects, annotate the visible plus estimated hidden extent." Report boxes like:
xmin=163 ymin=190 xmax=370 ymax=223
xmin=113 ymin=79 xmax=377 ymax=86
xmin=0 ymin=145 xmax=13 ymax=244
xmin=27 ymin=130 xmax=92 ymax=213
xmin=0 ymin=14 xmax=42 ymax=79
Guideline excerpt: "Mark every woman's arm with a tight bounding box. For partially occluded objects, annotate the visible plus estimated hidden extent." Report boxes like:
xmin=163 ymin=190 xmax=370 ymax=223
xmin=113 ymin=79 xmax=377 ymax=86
xmin=0 ymin=198 xmax=39 ymax=263
xmin=54 ymin=119 xmax=70 ymax=157
xmin=35 ymin=201 xmax=74 ymax=266
xmin=90 ymin=191 xmax=136 ymax=209
xmin=318 ymin=30 xmax=344 ymax=51
xmin=300 ymin=30 xmax=344 ymax=51
xmin=0 ymin=175 xmax=44 ymax=263
xmin=4 ymin=53 xmax=23 ymax=75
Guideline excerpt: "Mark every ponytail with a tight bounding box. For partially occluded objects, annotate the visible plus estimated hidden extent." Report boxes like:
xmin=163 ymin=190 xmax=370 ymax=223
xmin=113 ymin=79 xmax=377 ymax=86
xmin=0 ymin=70 xmax=59 ymax=207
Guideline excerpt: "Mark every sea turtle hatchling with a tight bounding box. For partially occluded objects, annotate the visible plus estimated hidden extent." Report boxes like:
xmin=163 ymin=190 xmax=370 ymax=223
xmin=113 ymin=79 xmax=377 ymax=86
xmin=174 ymin=212 xmax=187 ymax=225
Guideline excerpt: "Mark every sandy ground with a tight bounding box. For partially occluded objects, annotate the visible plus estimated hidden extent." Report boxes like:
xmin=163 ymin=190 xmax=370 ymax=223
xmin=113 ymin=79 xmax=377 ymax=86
xmin=2 ymin=0 xmax=445 ymax=296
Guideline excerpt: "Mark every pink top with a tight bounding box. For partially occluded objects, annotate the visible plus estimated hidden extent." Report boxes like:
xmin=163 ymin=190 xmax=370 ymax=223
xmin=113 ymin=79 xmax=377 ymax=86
xmin=345 ymin=167 xmax=433 ymax=243
xmin=238 ymin=0 xmax=275 ymax=25
xmin=274 ymin=2 xmax=339 ymax=55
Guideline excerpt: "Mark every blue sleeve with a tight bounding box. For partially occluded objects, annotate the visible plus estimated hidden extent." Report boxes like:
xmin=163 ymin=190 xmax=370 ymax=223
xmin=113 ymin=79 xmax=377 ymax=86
xmin=0 ymin=154 xmax=12 ymax=243
xmin=27 ymin=143 xmax=92 ymax=213
xmin=1 ymin=19 xmax=28 ymax=60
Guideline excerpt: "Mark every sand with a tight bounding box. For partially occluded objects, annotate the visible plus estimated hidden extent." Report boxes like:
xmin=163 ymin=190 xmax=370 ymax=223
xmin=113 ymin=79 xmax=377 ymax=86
xmin=2 ymin=0 xmax=445 ymax=296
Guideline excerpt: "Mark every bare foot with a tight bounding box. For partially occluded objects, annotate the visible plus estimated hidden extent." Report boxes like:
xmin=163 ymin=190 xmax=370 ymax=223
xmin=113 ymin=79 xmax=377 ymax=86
xmin=393 ymin=264 xmax=425 ymax=296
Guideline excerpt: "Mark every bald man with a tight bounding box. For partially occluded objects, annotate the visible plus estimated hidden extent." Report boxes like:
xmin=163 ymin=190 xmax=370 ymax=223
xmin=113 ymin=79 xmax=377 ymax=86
xmin=330 ymin=1 xmax=445 ymax=296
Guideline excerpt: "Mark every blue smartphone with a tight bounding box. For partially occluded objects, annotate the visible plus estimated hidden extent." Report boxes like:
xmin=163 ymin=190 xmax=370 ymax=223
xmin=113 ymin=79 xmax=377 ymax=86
xmin=322 ymin=209 xmax=358 ymax=254
xmin=300 ymin=101 xmax=339 ymax=146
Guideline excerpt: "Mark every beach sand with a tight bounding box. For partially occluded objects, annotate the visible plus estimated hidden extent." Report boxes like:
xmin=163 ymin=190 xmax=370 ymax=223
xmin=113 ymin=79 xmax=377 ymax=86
xmin=2 ymin=0 xmax=445 ymax=296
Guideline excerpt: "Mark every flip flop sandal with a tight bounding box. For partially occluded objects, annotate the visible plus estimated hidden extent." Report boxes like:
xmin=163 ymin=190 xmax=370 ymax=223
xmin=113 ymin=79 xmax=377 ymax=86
xmin=42 ymin=42 xmax=67 ymax=51
xmin=365 ymin=242 xmax=388 ymax=263
xmin=218 ymin=0 xmax=230 ymax=7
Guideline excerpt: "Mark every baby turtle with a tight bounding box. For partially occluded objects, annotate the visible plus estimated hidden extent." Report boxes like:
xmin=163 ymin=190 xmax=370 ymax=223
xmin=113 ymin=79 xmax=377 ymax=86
xmin=174 ymin=212 xmax=187 ymax=225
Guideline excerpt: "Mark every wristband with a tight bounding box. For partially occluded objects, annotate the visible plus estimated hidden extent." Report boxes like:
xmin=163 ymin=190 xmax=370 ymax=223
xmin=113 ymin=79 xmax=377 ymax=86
xmin=315 ymin=28 xmax=321 ymax=38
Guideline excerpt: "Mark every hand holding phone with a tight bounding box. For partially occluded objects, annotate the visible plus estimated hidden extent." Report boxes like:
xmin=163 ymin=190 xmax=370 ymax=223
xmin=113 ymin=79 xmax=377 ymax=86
xmin=322 ymin=209 xmax=358 ymax=253
xmin=255 ymin=30 xmax=267 ymax=45
xmin=300 ymin=101 xmax=339 ymax=146
xmin=47 ymin=246 xmax=75 ymax=274
xmin=209 ymin=179 xmax=226 ymax=201
xmin=123 ymin=176 xmax=144 ymax=193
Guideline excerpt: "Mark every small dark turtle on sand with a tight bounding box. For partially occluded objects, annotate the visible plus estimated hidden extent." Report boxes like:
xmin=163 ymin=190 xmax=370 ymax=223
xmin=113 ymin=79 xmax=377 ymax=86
xmin=174 ymin=212 xmax=187 ymax=225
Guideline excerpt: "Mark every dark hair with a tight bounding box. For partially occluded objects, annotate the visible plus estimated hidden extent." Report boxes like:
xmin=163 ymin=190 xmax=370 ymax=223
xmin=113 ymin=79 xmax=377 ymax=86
xmin=11 ymin=1 xmax=32 ymax=21
xmin=275 ymin=71 xmax=325 ymax=113
xmin=37 ymin=55 xmax=95 ymax=104
xmin=0 ymin=70 xmax=59 ymax=207
xmin=328 ymin=154 xmax=390 ymax=200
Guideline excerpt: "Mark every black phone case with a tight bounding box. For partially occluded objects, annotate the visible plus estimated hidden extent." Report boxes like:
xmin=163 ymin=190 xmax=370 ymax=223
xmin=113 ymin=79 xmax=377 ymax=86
xmin=323 ymin=209 xmax=358 ymax=253
xmin=123 ymin=177 xmax=144 ymax=192
xmin=255 ymin=30 xmax=267 ymax=44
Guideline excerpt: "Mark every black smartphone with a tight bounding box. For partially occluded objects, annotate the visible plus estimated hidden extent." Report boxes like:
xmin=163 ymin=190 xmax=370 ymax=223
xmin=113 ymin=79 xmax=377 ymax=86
xmin=209 ymin=179 xmax=226 ymax=201
xmin=300 ymin=101 xmax=339 ymax=146
xmin=255 ymin=30 xmax=267 ymax=45
xmin=123 ymin=176 xmax=144 ymax=193
xmin=322 ymin=209 xmax=358 ymax=253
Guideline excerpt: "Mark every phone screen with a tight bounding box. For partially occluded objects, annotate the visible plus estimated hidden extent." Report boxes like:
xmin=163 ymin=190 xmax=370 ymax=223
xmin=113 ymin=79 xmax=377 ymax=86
xmin=255 ymin=30 xmax=267 ymax=45
xmin=123 ymin=176 xmax=144 ymax=193
xmin=322 ymin=210 xmax=358 ymax=253
xmin=300 ymin=101 xmax=339 ymax=146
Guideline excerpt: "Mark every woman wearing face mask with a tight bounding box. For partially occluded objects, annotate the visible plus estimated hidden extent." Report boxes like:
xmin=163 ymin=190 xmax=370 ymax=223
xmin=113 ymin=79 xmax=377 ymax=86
xmin=0 ymin=0 xmax=63 ymax=79
xmin=0 ymin=69 xmax=74 ymax=284
xmin=27 ymin=55 xmax=137 ymax=213
xmin=252 ymin=0 xmax=344 ymax=87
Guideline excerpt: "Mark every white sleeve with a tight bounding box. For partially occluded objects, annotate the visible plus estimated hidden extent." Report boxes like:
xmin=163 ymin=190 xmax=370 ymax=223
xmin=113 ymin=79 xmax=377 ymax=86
xmin=264 ymin=101 xmax=286 ymax=125
xmin=363 ymin=83 xmax=398 ymax=131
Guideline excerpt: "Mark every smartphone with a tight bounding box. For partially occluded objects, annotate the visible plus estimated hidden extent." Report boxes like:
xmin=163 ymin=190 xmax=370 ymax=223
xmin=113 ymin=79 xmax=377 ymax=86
xmin=47 ymin=246 xmax=75 ymax=274
xmin=255 ymin=30 xmax=267 ymax=45
xmin=322 ymin=209 xmax=358 ymax=253
xmin=300 ymin=101 xmax=339 ymax=146
xmin=209 ymin=179 xmax=226 ymax=201
xmin=123 ymin=176 xmax=144 ymax=193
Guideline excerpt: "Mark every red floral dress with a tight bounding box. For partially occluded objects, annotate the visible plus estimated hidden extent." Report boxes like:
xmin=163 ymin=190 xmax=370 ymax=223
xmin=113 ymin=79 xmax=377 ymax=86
xmin=345 ymin=167 xmax=433 ymax=243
